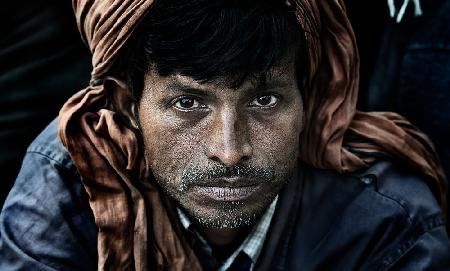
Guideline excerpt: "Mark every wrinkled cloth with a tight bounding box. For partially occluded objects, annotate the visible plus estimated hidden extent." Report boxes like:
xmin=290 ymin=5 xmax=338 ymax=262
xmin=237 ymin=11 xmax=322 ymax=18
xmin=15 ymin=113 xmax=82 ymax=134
xmin=59 ymin=0 xmax=448 ymax=270
xmin=2 ymin=120 xmax=449 ymax=270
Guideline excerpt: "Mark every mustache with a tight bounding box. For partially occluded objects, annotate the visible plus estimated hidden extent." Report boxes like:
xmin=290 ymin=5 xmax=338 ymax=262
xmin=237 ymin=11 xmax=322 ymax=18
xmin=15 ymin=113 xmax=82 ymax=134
xmin=181 ymin=164 xmax=275 ymax=188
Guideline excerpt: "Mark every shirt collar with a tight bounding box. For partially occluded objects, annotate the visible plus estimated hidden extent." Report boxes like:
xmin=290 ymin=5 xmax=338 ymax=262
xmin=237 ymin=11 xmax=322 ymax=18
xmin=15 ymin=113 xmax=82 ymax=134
xmin=177 ymin=196 xmax=278 ymax=270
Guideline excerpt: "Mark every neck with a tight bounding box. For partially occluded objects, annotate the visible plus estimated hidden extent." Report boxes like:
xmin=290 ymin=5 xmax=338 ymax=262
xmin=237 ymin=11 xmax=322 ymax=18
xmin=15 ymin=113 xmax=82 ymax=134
xmin=196 ymin=224 xmax=252 ymax=259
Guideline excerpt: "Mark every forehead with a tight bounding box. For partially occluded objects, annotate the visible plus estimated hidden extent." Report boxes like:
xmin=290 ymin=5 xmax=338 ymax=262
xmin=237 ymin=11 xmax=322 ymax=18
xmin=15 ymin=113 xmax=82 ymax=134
xmin=143 ymin=49 xmax=297 ymax=94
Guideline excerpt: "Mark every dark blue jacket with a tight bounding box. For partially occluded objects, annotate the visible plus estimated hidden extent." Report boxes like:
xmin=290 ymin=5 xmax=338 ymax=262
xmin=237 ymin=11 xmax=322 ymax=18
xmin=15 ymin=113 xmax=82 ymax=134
xmin=1 ymin=119 xmax=449 ymax=270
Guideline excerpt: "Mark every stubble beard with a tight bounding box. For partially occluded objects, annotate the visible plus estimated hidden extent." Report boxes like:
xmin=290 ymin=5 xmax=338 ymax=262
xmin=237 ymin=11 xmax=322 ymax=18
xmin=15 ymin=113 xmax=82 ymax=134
xmin=152 ymin=164 xmax=290 ymax=229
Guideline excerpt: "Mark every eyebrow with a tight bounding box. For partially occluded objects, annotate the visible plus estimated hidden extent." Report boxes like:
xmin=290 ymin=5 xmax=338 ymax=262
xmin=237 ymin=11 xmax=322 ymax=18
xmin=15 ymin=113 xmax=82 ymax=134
xmin=166 ymin=77 xmax=291 ymax=96
xmin=166 ymin=80 xmax=210 ymax=96
xmin=253 ymin=79 xmax=290 ymax=92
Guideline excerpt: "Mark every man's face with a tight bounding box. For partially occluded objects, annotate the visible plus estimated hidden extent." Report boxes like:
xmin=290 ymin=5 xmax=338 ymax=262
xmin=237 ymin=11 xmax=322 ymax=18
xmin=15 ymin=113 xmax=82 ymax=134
xmin=138 ymin=57 xmax=303 ymax=229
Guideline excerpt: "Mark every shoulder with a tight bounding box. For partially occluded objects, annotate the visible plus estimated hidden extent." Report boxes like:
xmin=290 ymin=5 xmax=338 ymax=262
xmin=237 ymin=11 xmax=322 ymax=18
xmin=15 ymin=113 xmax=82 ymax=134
xmin=298 ymin=160 xmax=445 ymax=229
xmin=301 ymin=159 xmax=444 ymax=227
xmin=353 ymin=160 xmax=443 ymax=224
xmin=0 ymin=118 xmax=97 ymax=270
xmin=285 ymin=160 xmax=450 ymax=270
xmin=25 ymin=117 xmax=75 ymax=170
xmin=3 ymin=118 xmax=85 ymax=218
xmin=4 ymin=118 xmax=80 ymax=207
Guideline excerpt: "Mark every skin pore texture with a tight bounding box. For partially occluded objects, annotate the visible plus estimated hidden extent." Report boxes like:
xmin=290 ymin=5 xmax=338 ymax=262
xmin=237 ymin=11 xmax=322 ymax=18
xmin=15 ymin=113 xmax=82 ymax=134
xmin=137 ymin=52 xmax=304 ymax=251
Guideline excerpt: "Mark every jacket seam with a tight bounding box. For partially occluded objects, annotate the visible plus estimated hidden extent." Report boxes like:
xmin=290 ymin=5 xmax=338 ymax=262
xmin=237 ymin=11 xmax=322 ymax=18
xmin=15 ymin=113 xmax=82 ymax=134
xmin=379 ymin=214 xmax=445 ymax=270
xmin=26 ymin=149 xmax=74 ymax=171
xmin=371 ymin=188 xmax=414 ymax=225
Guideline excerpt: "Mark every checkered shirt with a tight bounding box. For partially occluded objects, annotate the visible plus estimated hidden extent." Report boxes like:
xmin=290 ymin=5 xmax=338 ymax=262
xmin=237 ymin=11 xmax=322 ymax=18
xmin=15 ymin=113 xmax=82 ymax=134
xmin=177 ymin=196 xmax=278 ymax=271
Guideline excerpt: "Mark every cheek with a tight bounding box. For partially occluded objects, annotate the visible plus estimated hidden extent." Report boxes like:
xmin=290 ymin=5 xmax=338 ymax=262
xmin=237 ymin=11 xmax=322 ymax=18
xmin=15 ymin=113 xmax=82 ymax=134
xmin=249 ymin=107 xmax=303 ymax=166
xmin=138 ymin=107 xmax=205 ymax=181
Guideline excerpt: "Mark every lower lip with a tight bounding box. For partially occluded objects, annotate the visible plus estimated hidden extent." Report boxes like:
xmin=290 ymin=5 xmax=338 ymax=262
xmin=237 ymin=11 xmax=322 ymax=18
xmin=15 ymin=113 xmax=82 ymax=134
xmin=194 ymin=185 xmax=261 ymax=201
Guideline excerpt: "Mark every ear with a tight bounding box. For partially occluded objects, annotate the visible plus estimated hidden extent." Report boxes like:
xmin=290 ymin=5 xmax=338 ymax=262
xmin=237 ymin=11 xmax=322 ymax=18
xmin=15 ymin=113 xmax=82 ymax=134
xmin=103 ymin=77 xmax=140 ymax=130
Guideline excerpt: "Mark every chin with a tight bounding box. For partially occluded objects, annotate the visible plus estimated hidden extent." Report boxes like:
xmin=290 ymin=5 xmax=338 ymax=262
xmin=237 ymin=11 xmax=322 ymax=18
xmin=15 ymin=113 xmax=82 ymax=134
xmin=180 ymin=194 xmax=276 ymax=229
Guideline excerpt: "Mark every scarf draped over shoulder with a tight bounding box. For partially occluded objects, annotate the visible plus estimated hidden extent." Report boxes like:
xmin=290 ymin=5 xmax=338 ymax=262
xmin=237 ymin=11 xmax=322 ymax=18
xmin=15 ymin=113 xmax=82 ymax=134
xmin=59 ymin=0 xmax=447 ymax=270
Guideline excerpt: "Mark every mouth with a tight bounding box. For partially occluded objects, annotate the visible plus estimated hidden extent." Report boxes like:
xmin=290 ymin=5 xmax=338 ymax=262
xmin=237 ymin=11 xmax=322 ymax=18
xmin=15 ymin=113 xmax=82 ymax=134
xmin=191 ymin=178 xmax=262 ymax=201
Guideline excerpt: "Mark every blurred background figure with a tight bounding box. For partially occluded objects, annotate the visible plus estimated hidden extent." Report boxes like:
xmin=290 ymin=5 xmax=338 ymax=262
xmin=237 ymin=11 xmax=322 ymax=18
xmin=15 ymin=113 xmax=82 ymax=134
xmin=346 ymin=0 xmax=450 ymax=220
xmin=0 ymin=0 xmax=91 ymax=205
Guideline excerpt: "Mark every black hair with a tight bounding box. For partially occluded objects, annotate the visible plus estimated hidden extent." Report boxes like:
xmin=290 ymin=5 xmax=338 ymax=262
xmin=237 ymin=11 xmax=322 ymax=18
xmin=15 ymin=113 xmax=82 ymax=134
xmin=120 ymin=0 xmax=309 ymax=102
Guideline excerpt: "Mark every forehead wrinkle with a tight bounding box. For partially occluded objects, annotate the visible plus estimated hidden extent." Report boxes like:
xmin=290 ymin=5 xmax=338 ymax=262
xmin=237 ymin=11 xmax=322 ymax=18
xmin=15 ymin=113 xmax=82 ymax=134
xmin=167 ymin=73 xmax=291 ymax=96
xmin=166 ymin=79 xmax=210 ymax=96
xmin=173 ymin=74 xmax=210 ymax=90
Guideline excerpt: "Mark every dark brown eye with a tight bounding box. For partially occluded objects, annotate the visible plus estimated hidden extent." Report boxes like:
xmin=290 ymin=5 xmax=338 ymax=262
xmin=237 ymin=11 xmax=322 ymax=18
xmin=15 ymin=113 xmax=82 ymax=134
xmin=179 ymin=98 xmax=194 ymax=108
xmin=173 ymin=96 xmax=204 ymax=110
xmin=250 ymin=95 xmax=279 ymax=107
xmin=257 ymin=96 xmax=272 ymax=105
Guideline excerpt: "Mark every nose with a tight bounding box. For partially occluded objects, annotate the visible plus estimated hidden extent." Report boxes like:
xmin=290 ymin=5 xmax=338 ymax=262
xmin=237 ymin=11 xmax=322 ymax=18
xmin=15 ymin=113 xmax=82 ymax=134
xmin=206 ymin=107 xmax=253 ymax=166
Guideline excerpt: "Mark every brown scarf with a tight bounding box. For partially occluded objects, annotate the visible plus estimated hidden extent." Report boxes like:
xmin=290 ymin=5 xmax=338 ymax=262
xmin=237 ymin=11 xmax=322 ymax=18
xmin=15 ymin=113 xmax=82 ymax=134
xmin=59 ymin=0 xmax=447 ymax=270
